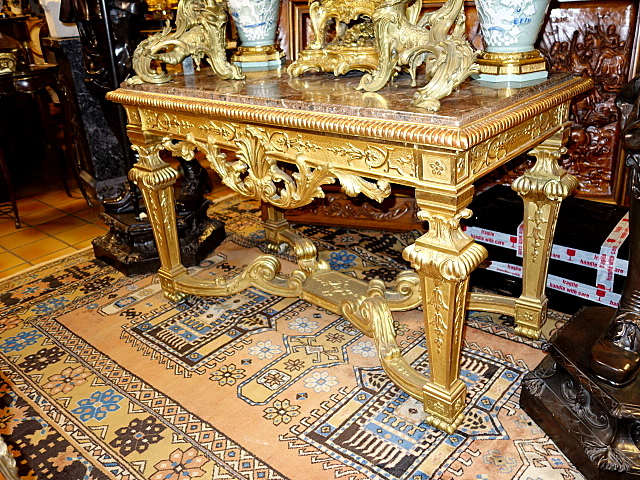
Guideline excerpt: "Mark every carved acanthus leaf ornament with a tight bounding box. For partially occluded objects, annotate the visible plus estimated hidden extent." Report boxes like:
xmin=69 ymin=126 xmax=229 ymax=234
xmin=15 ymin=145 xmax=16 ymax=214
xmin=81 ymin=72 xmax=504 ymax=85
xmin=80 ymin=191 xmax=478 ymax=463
xmin=165 ymin=127 xmax=391 ymax=209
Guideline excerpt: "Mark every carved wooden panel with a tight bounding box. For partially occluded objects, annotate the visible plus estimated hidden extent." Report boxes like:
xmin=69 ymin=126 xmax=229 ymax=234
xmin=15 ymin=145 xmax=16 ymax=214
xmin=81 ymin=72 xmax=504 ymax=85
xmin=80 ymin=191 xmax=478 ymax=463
xmin=540 ymin=1 xmax=639 ymax=202
xmin=275 ymin=0 xmax=640 ymax=230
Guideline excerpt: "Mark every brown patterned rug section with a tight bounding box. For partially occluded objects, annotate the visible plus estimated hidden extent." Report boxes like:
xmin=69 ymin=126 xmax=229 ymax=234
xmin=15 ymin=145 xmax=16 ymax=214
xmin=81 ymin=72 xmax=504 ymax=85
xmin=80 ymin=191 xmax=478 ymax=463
xmin=0 ymin=195 xmax=585 ymax=480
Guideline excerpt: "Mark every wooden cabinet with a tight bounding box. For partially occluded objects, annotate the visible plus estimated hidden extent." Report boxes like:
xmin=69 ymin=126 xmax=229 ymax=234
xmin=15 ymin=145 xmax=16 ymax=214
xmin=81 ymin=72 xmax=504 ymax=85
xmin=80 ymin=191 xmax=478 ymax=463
xmin=273 ymin=0 xmax=640 ymax=230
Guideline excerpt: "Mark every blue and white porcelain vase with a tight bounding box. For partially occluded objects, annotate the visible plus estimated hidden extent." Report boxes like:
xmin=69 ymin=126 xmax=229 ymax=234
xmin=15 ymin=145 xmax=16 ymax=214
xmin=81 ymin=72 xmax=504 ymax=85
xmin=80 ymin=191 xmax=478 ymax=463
xmin=228 ymin=0 xmax=285 ymax=70
xmin=474 ymin=0 xmax=551 ymax=82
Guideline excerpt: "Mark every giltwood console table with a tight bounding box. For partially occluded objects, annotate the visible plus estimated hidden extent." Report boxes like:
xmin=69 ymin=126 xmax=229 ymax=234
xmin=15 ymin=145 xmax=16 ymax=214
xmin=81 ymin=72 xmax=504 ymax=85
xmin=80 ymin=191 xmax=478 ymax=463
xmin=108 ymin=71 xmax=592 ymax=433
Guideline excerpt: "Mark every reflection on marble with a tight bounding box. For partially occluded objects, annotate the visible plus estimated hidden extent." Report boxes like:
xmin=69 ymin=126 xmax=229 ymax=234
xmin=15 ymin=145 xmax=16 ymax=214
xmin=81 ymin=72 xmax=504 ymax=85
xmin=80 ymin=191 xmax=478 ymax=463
xmin=125 ymin=67 xmax=575 ymax=127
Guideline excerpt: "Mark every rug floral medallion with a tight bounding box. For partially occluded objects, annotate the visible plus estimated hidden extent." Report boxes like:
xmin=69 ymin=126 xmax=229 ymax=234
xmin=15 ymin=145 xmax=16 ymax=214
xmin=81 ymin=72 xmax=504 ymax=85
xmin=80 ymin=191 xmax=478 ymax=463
xmin=0 ymin=195 xmax=584 ymax=479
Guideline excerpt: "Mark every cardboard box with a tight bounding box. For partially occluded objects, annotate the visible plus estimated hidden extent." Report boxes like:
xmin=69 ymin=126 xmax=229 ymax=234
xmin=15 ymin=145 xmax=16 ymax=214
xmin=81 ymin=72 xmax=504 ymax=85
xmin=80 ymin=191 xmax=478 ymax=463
xmin=464 ymin=186 xmax=629 ymax=314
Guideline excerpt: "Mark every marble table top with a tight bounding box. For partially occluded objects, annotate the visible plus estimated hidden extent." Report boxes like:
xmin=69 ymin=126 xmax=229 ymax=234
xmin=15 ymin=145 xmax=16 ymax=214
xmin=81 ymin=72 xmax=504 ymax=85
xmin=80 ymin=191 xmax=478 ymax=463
xmin=121 ymin=68 xmax=580 ymax=128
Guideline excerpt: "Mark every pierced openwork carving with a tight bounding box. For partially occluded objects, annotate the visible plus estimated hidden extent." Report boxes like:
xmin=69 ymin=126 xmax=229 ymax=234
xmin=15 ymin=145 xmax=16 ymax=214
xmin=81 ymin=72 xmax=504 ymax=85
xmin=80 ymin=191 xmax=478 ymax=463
xmin=178 ymin=127 xmax=391 ymax=209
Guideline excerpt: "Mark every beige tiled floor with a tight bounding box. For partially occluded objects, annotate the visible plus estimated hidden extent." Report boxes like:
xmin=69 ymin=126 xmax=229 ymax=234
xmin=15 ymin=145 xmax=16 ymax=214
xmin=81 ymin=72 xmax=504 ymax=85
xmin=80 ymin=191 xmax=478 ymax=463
xmin=0 ymin=181 xmax=106 ymax=280
xmin=0 ymin=172 xmax=234 ymax=280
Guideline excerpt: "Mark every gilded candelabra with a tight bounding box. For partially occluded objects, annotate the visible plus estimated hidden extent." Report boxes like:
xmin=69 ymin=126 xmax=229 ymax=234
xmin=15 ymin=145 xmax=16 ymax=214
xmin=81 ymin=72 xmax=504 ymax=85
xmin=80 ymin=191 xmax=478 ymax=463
xmin=288 ymin=0 xmax=478 ymax=111
xmin=129 ymin=0 xmax=244 ymax=84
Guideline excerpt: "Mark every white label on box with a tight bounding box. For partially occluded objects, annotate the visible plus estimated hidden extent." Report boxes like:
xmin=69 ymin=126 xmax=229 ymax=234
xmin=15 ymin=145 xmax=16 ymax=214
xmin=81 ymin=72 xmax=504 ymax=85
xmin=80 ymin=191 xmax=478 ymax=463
xmin=463 ymin=213 xmax=630 ymax=292
xmin=597 ymin=213 xmax=629 ymax=291
xmin=483 ymin=260 xmax=622 ymax=307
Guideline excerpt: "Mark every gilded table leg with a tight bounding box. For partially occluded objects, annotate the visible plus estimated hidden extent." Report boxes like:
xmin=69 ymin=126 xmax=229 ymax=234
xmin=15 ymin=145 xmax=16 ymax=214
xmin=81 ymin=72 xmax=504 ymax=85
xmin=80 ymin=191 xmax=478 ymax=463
xmin=128 ymin=133 xmax=187 ymax=300
xmin=263 ymin=205 xmax=290 ymax=253
xmin=511 ymin=131 xmax=578 ymax=339
xmin=403 ymin=192 xmax=487 ymax=432
xmin=263 ymin=204 xmax=326 ymax=275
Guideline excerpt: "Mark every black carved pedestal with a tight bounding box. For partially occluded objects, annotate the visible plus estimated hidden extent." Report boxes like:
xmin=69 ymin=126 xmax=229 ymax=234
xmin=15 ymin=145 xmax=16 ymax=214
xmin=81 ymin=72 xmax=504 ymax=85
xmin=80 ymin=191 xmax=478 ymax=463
xmin=92 ymin=199 xmax=225 ymax=276
xmin=521 ymin=307 xmax=640 ymax=479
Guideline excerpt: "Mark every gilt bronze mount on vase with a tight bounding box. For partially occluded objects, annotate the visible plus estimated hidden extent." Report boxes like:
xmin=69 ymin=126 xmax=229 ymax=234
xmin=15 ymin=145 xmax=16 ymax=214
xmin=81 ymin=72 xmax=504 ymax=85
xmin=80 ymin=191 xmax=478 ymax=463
xmin=473 ymin=0 xmax=550 ymax=82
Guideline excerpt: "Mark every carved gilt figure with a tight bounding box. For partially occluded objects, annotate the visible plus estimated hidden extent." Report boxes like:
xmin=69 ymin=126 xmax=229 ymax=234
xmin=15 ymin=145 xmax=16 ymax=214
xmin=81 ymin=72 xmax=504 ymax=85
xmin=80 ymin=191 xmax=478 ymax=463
xmin=590 ymin=76 xmax=640 ymax=386
xmin=290 ymin=0 xmax=476 ymax=111
xmin=287 ymin=0 xmax=396 ymax=77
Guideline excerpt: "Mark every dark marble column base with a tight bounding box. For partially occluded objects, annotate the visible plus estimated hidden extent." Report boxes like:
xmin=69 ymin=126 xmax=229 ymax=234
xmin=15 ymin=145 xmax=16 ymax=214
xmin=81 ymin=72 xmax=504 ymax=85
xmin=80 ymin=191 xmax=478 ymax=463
xmin=521 ymin=307 xmax=640 ymax=479
xmin=92 ymin=200 xmax=225 ymax=276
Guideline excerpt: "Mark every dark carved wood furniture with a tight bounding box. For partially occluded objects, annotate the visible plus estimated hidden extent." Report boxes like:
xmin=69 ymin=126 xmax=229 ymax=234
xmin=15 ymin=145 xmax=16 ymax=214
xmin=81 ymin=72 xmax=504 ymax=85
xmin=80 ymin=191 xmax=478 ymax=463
xmin=0 ymin=63 xmax=91 ymax=227
xmin=274 ymin=0 xmax=640 ymax=230
xmin=519 ymin=74 xmax=640 ymax=480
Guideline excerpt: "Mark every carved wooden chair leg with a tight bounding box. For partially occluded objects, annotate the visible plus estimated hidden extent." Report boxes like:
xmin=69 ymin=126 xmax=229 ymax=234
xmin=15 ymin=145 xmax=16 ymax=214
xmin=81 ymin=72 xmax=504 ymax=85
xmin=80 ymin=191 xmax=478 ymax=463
xmin=0 ymin=146 xmax=20 ymax=229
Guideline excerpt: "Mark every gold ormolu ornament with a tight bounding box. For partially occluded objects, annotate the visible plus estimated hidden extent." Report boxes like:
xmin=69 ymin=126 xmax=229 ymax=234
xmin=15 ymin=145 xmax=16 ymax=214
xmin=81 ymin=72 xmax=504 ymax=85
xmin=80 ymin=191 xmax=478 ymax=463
xmin=289 ymin=0 xmax=478 ymax=111
xmin=128 ymin=0 xmax=244 ymax=84
xmin=357 ymin=0 xmax=478 ymax=111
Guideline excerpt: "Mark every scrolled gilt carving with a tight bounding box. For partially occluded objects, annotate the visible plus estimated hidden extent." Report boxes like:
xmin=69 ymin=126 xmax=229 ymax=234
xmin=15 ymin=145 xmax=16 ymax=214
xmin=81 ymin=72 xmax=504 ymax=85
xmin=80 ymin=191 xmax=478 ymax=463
xmin=287 ymin=0 xmax=395 ymax=77
xmin=511 ymin=146 xmax=578 ymax=202
xmin=290 ymin=0 xmax=476 ymax=111
xmin=383 ymin=271 xmax=422 ymax=311
xmin=307 ymin=0 xmax=384 ymax=51
xmin=405 ymin=209 xmax=488 ymax=281
xmin=183 ymin=255 xmax=308 ymax=298
xmin=340 ymin=274 xmax=421 ymax=335
xmin=341 ymin=286 xmax=429 ymax=402
xmin=357 ymin=0 xmax=478 ymax=111
xmin=129 ymin=141 xmax=179 ymax=190
xmin=277 ymin=228 xmax=329 ymax=275
xmin=129 ymin=0 xmax=244 ymax=84
xmin=183 ymin=127 xmax=390 ymax=209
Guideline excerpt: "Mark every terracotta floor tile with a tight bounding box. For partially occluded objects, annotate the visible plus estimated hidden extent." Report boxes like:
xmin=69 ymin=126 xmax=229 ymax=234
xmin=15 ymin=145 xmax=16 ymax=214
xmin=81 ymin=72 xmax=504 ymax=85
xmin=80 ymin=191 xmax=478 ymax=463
xmin=56 ymin=196 xmax=93 ymax=214
xmin=72 ymin=239 xmax=97 ymax=250
xmin=55 ymin=223 xmax=108 ymax=245
xmin=19 ymin=208 xmax=68 ymax=227
xmin=36 ymin=188 xmax=76 ymax=207
xmin=0 ymin=218 xmax=20 ymax=238
xmin=12 ymin=237 xmax=70 ymax=262
xmin=34 ymin=247 xmax=78 ymax=264
xmin=0 ymin=264 xmax=29 ymax=279
xmin=15 ymin=199 xmax=50 ymax=215
xmin=0 ymin=227 xmax=48 ymax=249
xmin=36 ymin=215 xmax=89 ymax=236
xmin=0 ymin=251 xmax=26 ymax=271
xmin=74 ymin=207 xmax=104 ymax=223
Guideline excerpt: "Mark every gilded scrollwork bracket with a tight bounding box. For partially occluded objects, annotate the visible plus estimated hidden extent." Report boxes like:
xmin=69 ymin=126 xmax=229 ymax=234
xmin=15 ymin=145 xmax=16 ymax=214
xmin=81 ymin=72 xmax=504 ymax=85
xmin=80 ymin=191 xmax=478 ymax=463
xmin=129 ymin=0 xmax=244 ymax=84
xmin=180 ymin=127 xmax=391 ymax=210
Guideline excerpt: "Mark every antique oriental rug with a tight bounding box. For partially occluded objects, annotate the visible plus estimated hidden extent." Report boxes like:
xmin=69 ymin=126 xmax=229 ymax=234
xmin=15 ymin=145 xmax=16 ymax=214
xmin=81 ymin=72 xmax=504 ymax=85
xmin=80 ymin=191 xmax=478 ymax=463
xmin=0 ymin=195 xmax=587 ymax=479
